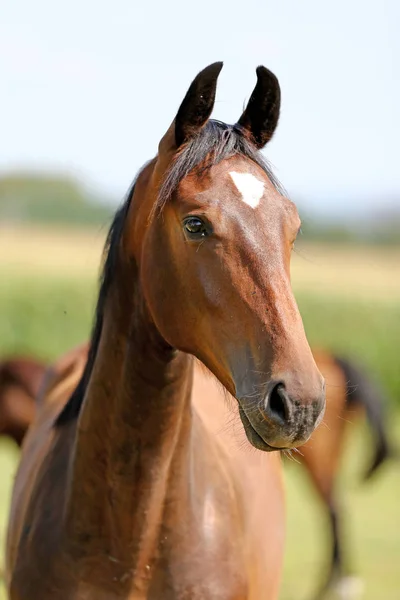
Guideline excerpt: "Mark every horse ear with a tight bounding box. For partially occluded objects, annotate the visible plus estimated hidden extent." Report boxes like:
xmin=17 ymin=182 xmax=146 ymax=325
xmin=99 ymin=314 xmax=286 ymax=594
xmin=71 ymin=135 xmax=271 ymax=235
xmin=174 ymin=62 xmax=223 ymax=147
xmin=237 ymin=66 xmax=281 ymax=149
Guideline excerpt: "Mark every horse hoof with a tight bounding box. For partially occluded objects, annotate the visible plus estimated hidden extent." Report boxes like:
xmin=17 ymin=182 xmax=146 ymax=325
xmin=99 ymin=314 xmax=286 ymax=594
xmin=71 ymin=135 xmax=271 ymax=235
xmin=332 ymin=576 xmax=364 ymax=600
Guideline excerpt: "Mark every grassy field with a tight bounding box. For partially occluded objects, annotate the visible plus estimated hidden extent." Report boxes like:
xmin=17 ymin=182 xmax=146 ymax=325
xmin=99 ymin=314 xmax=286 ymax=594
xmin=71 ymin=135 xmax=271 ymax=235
xmin=0 ymin=226 xmax=399 ymax=598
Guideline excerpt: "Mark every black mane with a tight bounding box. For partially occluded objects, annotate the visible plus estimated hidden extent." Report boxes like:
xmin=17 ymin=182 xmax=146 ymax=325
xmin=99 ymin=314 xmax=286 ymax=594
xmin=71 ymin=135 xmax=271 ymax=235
xmin=56 ymin=119 xmax=283 ymax=425
xmin=55 ymin=184 xmax=134 ymax=425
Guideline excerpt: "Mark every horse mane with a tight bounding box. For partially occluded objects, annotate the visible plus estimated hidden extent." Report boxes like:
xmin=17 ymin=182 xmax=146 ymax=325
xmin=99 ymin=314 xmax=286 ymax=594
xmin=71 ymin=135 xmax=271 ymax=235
xmin=155 ymin=119 xmax=285 ymax=214
xmin=55 ymin=185 xmax=134 ymax=425
xmin=56 ymin=119 xmax=284 ymax=426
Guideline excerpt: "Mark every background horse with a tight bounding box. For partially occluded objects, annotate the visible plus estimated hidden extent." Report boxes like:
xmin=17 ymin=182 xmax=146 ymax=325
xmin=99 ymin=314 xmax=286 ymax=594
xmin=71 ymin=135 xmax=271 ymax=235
xmin=0 ymin=358 xmax=42 ymax=446
xmin=292 ymin=350 xmax=392 ymax=600
xmin=0 ymin=345 xmax=392 ymax=599
xmin=0 ymin=346 xmax=89 ymax=447
xmin=5 ymin=63 xmax=325 ymax=599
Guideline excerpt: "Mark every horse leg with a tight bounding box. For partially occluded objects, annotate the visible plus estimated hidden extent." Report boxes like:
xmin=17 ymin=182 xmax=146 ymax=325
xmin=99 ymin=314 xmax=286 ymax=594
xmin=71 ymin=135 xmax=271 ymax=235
xmin=328 ymin=499 xmax=341 ymax=584
xmin=311 ymin=496 xmax=364 ymax=600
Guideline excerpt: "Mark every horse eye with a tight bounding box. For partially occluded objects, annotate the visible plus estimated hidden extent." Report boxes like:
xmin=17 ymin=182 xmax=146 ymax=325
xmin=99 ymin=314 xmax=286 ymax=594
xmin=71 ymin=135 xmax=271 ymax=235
xmin=183 ymin=217 xmax=208 ymax=237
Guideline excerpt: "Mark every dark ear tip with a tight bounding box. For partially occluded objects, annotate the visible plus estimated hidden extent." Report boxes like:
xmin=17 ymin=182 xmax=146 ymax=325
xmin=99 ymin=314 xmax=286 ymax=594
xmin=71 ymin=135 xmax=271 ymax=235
xmin=174 ymin=62 xmax=223 ymax=148
xmin=204 ymin=61 xmax=224 ymax=77
xmin=237 ymin=65 xmax=281 ymax=148
xmin=256 ymin=65 xmax=279 ymax=84
xmin=191 ymin=62 xmax=223 ymax=88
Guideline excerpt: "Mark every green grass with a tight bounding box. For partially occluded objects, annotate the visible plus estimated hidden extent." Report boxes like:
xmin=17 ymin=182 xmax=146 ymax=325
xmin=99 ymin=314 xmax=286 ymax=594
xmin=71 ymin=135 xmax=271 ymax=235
xmin=0 ymin=272 xmax=96 ymax=361
xmin=0 ymin=441 xmax=19 ymax=597
xmin=0 ymin=272 xmax=399 ymax=598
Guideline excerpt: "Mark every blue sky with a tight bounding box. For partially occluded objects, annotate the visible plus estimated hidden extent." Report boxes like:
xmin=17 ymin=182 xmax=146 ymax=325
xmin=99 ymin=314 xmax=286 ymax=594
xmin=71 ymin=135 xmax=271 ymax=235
xmin=1 ymin=0 xmax=399 ymax=218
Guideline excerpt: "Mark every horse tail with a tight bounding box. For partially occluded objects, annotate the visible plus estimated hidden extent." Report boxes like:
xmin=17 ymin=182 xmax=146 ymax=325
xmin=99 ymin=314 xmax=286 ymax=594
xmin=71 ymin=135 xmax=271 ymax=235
xmin=333 ymin=355 xmax=394 ymax=481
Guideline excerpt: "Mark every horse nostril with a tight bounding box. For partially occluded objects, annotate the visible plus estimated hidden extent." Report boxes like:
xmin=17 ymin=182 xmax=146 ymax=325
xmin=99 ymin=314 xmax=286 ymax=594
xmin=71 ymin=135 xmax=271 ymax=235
xmin=268 ymin=383 xmax=290 ymax=424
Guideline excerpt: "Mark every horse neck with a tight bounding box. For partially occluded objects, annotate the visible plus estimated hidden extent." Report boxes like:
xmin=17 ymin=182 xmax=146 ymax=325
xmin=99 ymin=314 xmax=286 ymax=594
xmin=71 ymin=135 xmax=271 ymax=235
xmin=65 ymin=259 xmax=194 ymax=560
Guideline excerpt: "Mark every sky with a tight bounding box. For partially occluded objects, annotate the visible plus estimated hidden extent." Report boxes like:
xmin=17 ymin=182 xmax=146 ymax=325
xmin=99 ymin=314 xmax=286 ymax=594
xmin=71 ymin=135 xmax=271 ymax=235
xmin=1 ymin=0 xmax=399 ymax=218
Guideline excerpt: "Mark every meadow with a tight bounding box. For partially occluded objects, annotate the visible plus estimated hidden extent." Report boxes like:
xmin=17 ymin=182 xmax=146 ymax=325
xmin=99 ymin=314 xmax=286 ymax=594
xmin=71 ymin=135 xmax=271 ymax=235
xmin=0 ymin=224 xmax=399 ymax=599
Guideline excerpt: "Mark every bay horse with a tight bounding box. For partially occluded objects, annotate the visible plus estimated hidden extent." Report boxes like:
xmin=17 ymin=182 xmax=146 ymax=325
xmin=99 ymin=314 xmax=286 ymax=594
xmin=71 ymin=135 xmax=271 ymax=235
xmin=291 ymin=350 xmax=392 ymax=600
xmin=0 ymin=346 xmax=89 ymax=447
xmin=6 ymin=63 xmax=326 ymax=599
xmin=1 ymin=347 xmax=391 ymax=599
xmin=0 ymin=357 xmax=43 ymax=446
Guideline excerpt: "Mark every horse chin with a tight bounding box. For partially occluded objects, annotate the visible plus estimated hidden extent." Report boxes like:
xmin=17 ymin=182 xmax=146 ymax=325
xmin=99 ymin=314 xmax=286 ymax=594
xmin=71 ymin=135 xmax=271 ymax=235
xmin=238 ymin=406 xmax=283 ymax=452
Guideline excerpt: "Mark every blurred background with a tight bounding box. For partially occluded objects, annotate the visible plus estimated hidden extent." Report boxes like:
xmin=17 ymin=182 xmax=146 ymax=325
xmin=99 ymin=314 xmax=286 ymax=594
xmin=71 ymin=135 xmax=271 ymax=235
xmin=0 ymin=1 xmax=399 ymax=599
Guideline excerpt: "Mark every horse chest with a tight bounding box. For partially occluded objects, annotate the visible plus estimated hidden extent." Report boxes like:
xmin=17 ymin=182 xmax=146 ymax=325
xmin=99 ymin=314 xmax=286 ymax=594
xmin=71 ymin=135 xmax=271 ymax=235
xmin=150 ymin=534 xmax=248 ymax=599
xmin=141 ymin=493 xmax=250 ymax=598
xmin=82 ymin=553 xmax=248 ymax=600
xmin=9 ymin=504 xmax=249 ymax=600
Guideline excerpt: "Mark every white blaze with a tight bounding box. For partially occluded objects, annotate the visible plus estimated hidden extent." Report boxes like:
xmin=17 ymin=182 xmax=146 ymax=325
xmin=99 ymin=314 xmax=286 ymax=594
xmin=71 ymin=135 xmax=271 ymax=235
xmin=229 ymin=171 xmax=264 ymax=208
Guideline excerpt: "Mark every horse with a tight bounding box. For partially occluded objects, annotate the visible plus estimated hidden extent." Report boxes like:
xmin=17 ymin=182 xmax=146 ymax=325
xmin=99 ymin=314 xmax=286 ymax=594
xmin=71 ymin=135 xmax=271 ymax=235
xmin=1 ymin=347 xmax=391 ymax=598
xmin=0 ymin=346 xmax=90 ymax=447
xmin=5 ymin=62 xmax=326 ymax=599
xmin=291 ymin=350 xmax=392 ymax=600
xmin=0 ymin=357 xmax=43 ymax=446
